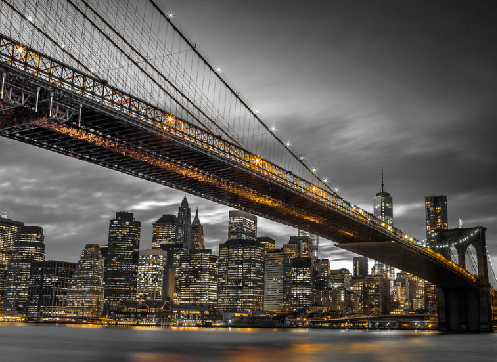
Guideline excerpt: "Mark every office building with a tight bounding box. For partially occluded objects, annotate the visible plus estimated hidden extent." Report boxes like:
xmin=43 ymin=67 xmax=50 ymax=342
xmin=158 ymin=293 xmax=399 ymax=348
xmin=0 ymin=217 xmax=23 ymax=308
xmin=290 ymin=257 xmax=313 ymax=310
xmin=66 ymin=244 xmax=104 ymax=316
xmin=217 ymin=239 xmax=264 ymax=311
xmin=257 ymin=236 xmax=276 ymax=253
xmin=425 ymin=195 xmax=448 ymax=245
xmin=136 ymin=249 xmax=167 ymax=301
xmin=104 ymin=212 xmax=141 ymax=309
xmin=353 ymin=257 xmax=368 ymax=277
xmin=176 ymin=249 xmax=218 ymax=305
xmin=287 ymin=235 xmax=311 ymax=259
xmin=191 ymin=208 xmax=204 ymax=250
xmin=27 ymin=260 xmax=76 ymax=317
xmin=152 ymin=214 xmax=177 ymax=249
xmin=349 ymin=274 xmax=390 ymax=315
xmin=263 ymin=249 xmax=291 ymax=313
xmin=298 ymin=229 xmax=319 ymax=262
xmin=177 ymin=196 xmax=192 ymax=250
xmin=4 ymin=225 xmax=45 ymax=313
xmin=228 ymin=210 xmax=257 ymax=241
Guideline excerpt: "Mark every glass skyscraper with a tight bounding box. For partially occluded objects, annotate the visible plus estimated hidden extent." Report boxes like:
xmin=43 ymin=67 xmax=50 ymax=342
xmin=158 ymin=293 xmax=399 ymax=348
xmin=425 ymin=195 xmax=448 ymax=245
xmin=0 ymin=216 xmax=23 ymax=309
xmin=136 ymin=249 xmax=167 ymax=301
xmin=176 ymin=196 xmax=192 ymax=250
xmin=228 ymin=210 xmax=257 ymax=241
xmin=66 ymin=244 xmax=104 ymax=316
xmin=104 ymin=212 xmax=141 ymax=309
xmin=191 ymin=208 xmax=204 ymax=250
xmin=152 ymin=214 xmax=177 ymax=249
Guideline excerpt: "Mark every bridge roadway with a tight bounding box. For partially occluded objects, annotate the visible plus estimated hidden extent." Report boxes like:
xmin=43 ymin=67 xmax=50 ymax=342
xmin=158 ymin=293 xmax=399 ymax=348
xmin=0 ymin=34 xmax=476 ymax=289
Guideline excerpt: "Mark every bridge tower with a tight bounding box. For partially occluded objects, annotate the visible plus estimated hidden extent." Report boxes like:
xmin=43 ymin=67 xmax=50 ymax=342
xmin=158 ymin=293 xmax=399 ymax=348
xmin=429 ymin=227 xmax=493 ymax=332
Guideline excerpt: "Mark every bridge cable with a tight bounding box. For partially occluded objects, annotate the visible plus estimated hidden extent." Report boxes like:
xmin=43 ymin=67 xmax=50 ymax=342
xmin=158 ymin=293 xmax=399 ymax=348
xmin=147 ymin=0 xmax=336 ymax=195
xmin=66 ymin=0 xmax=245 ymax=149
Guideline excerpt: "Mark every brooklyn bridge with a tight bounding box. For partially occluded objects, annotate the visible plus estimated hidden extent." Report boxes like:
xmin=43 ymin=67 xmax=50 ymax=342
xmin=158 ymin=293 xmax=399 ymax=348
xmin=0 ymin=0 xmax=495 ymax=331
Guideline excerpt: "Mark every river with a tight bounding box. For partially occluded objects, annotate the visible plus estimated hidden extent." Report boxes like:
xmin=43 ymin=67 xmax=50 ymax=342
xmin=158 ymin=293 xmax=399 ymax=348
xmin=0 ymin=323 xmax=495 ymax=361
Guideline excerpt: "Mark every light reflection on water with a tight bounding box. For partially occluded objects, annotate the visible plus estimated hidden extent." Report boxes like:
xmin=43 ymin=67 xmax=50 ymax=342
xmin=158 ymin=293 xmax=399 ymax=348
xmin=0 ymin=323 xmax=495 ymax=362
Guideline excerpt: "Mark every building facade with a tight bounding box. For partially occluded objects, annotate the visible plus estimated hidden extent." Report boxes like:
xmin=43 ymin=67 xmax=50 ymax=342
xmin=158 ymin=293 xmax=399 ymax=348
xmin=228 ymin=210 xmax=257 ymax=241
xmin=176 ymin=196 xmax=192 ymax=250
xmin=66 ymin=244 xmax=104 ymax=316
xmin=191 ymin=208 xmax=204 ymax=250
xmin=290 ymin=257 xmax=313 ymax=310
xmin=217 ymin=239 xmax=264 ymax=311
xmin=104 ymin=212 xmax=141 ymax=309
xmin=4 ymin=225 xmax=45 ymax=314
xmin=353 ymin=257 xmax=368 ymax=277
xmin=425 ymin=195 xmax=448 ymax=244
xmin=0 ymin=216 xmax=23 ymax=308
xmin=176 ymin=249 xmax=218 ymax=305
xmin=136 ymin=249 xmax=167 ymax=301
xmin=27 ymin=260 xmax=77 ymax=317
xmin=263 ymin=249 xmax=291 ymax=313
xmin=298 ymin=229 xmax=319 ymax=262
xmin=152 ymin=214 xmax=177 ymax=249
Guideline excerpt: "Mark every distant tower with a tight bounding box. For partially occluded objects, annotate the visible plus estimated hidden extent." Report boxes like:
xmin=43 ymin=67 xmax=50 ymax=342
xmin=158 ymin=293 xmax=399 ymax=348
xmin=191 ymin=207 xmax=204 ymax=250
xmin=152 ymin=214 xmax=177 ymax=249
xmin=373 ymin=167 xmax=395 ymax=279
xmin=176 ymin=196 xmax=192 ymax=250
xmin=228 ymin=210 xmax=257 ymax=241
xmin=104 ymin=211 xmax=141 ymax=309
xmin=353 ymin=257 xmax=368 ymax=277
xmin=425 ymin=195 xmax=448 ymax=245
xmin=0 ymin=217 xmax=24 ymax=309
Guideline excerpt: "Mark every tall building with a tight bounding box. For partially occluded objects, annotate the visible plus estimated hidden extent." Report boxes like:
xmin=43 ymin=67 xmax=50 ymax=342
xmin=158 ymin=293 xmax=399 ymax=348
xmin=0 ymin=217 xmax=23 ymax=308
xmin=373 ymin=169 xmax=395 ymax=280
xmin=263 ymin=249 xmax=292 ymax=313
xmin=4 ymin=226 xmax=45 ymax=314
xmin=353 ymin=257 xmax=368 ymax=277
xmin=298 ymin=229 xmax=319 ymax=262
xmin=176 ymin=249 xmax=218 ymax=305
xmin=349 ymin=274 xmax=390 ymax=315
xmin=27 ymin=260 xmax=76 ymax=317
xmin=290 ymin=257 xmax=313 ymax=311
xmin=228 ymin=210 xmax=257 ymax=241
xmin=177 ymin=196 xmax=192 ymax=250
xmin=287 ymin=235 xmax=311 ymax=259
xmin=191 ymin=208 xmax=204 ymax=250
xmin=217 ymin=239 xmax=264 ymax=311
xmin=104 ymin=212 xmax=141 ymax=309
xmin=257 ymin=236 xmax=276 ymax=254
xmin=66 ymin=244 xmax=104 ymax=316
xmin=152 ymin=214 xmax=177 ymax=249
xmin=136 ymin=249 xmax=167 ymax=301
xmin=425 ymin=195 xmax=448 ymax=244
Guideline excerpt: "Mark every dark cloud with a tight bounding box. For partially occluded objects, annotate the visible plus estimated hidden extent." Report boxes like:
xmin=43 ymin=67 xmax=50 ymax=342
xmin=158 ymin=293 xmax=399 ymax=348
xmin=1 ymin=0 xmax=496 ymax=270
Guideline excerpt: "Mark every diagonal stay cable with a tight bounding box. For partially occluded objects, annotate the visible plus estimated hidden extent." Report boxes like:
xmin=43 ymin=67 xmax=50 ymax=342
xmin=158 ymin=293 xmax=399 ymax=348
xmin=148 ymin=0 xmax=336 ymax=194
xmin=71 ymin=0 xmax=244 ymax=149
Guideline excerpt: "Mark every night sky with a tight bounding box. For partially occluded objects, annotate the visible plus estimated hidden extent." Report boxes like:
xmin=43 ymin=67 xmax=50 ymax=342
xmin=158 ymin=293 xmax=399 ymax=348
xmin=1 ymin=0 xmax=496 ymax=271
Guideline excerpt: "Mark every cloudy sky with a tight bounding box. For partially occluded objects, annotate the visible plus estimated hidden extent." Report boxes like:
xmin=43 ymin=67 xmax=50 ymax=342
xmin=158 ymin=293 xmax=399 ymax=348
xmin=1 ymin=0 xmax=496 ymax=272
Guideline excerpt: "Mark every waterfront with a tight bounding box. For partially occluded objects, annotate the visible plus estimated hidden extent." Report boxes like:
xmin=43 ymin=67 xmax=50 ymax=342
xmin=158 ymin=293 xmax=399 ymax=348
xmin=0 ymin=323 xmax=496 ymax=362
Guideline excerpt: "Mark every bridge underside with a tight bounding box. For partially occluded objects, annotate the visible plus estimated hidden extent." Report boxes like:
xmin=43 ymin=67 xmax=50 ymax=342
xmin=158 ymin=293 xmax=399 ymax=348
xmin=338 ymin=242 xmax=477 ymax=289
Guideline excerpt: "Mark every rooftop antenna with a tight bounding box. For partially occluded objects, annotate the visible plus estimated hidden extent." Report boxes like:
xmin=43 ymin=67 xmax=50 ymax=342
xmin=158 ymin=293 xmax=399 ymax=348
xmin=381 ymin=160 xmax=385 ymax=194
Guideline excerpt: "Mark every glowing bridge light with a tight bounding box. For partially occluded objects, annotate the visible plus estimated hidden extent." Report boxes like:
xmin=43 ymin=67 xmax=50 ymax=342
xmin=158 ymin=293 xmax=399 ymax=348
xmin=299 ymin=155 xmax=305 ymax=160
xmin=17 ymin=47 xmax=24 ymax=54
xmin=270 ymin=125 xmax=276 ymax=132
xmin=334 ymin=187 xmax=340 ymax=193
xmin=311 ymin=167 xmax=317 ymax=173
xmin=215 ymin=67 xmax=222 ymax=72
xmin=285 ymin=140 xmax=291 ymax=147
xmin=254 ymin=109 xmax=260 ymax=114
xmin=167 ymin=12 xmax=174 ymax=18
xmin=323 ymin=178 xmax=329 ymax=183
xmin=27 ymin=16 xmax=33 ymax=22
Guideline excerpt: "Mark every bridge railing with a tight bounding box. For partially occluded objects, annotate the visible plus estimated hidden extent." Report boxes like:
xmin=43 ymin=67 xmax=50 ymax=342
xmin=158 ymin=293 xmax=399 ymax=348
xmin=0 ymin=34 xmax=477 ymax=284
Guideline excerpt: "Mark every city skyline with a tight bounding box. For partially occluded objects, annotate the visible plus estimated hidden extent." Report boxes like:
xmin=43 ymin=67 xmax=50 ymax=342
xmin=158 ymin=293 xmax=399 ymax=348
xmin=0 ymin=0 xmax=496 ymax=273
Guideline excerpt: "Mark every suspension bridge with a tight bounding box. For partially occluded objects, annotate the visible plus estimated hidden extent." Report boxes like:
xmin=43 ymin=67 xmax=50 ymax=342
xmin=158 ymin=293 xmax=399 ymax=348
xmin=0 ymin=0 xmax=495 ymax=331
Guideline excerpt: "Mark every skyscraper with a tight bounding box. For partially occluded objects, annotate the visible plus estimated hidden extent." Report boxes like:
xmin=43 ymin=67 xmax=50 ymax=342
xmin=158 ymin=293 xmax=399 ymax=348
xmin=104 ymin=212 xmax=141 ymax=309
xmin=0 ymin=217 xmax=23 ymax=309
xmin=4 ymin=225 xmax=45 ymax=314
xmin=257 ymin=236 xmax=276 ymax=254
xmin=287 ymin=235 xmax=312 ymax=259
xmin=263 ymin=249 xmax=292 ymax=313
xmin=373 ymin=169 xmax=395 ymax=279
xmin=425 ymin=195 xmax=448 ymax=245
xmin=228 ymin=210 xmax=257 ymax=241
xmin=298 ymin=229 xmax=319 ymax=262
xmin=353 ymin=256 xmax=368 ymax=277
xmin=217 ymin=239 xmax=264 ymax=311
xmin=27 ymin=260 xmax=76 ymax=317
xmin=177 ymin=196 xmax=192 ymax=250
xmin=152 ymin=214 xmax=177 ymax=249
xmin=290 ymin=257 xmax=313 ymax=310
xmin=191 ymin=208 xmax=204 ymax=250
xmin=136 ymin=249 xmax=167 ymax=301
xmin=176 ymin=249 xmax=218 ymax=305
xmin=66 ymin=244 xmax=104 ymax=316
